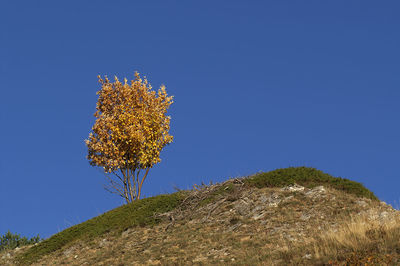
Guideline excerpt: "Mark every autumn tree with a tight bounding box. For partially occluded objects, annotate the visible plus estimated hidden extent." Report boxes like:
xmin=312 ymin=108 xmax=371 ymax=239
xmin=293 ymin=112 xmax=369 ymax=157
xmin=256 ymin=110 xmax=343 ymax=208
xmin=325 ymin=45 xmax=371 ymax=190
xmin=85 ymin=72 xmax=173 ymax=203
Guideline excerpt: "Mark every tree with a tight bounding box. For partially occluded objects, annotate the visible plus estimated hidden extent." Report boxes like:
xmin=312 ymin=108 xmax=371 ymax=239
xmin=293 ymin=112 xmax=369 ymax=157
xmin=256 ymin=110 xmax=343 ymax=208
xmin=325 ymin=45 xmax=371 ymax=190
xmin=0 ymin=231 xmax=41 ymax=251
xmin=85 ymin=72 xmax=173 ymax=203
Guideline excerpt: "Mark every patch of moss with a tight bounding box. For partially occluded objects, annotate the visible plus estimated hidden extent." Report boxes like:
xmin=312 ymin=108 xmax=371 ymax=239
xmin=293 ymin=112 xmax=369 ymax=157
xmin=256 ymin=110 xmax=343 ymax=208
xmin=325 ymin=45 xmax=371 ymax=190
xmin=244 ymin=167 xmax=377 ymax=200
xmin=16 ymin=192 xmax=186 ymax=265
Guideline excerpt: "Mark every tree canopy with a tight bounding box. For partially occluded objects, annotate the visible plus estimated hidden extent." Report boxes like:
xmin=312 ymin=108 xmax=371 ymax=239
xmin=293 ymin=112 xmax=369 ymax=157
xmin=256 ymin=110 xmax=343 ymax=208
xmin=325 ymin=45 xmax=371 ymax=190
xmin=86 ymin=72 xmax=173 ymax=203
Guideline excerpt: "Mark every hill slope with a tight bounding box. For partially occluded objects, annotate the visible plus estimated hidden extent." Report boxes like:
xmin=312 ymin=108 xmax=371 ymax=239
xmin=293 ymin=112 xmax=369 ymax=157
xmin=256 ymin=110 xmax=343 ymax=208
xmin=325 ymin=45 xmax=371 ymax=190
xmin=2 ymin=167 xmax=400 ymax=265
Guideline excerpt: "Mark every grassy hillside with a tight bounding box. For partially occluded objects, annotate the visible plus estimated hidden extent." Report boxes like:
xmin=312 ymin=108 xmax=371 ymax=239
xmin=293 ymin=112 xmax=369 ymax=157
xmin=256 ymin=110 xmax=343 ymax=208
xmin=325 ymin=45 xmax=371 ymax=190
xmin=11 ymin=166 xmax=393 ymax=265
xmin=16 ymin=192 xmax=185 ymax=265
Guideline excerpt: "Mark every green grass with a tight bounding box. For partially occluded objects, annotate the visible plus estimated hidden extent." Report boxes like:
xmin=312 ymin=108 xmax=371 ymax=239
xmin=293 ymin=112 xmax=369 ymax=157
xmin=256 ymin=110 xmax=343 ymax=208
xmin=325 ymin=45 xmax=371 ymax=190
xmin=16 ymin=166 xmax=379 ymax=264
xmin=244 ymin=166 xmax=377 ymax=200
xmin=16 ymin=191 xmax=186 ymax=265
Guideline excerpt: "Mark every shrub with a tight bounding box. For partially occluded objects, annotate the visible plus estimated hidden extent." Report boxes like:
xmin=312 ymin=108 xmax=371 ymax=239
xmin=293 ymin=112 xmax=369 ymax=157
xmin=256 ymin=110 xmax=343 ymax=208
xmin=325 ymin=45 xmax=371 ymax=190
xmin=245 ymin=166 xmax=377 ymax=200
xmin=0 ymin=231 xmax=41 ymax=251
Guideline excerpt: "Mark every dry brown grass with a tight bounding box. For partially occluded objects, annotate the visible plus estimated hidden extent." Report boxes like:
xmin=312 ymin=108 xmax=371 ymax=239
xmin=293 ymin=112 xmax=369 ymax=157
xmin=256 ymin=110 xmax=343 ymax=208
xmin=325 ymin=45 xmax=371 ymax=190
xmin=312 ymin=211 xmax=400 ymax=265
xmin=2 ymin=172 xmax=399 ymax=265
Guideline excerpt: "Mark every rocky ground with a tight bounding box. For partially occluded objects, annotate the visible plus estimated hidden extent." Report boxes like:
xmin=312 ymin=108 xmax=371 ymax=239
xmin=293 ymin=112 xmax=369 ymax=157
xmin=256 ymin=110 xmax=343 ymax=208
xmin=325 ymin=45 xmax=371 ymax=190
xmin=2 ymin=178 xmax=399 ymax=265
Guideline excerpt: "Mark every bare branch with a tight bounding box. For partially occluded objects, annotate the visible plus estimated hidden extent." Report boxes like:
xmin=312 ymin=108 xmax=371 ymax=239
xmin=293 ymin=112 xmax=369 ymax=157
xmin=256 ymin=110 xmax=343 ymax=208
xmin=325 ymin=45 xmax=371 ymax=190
xmin=111 ymin=171 xmax=124 ymax=182
xmin=104 ymin=173 xmax=124 ymax=191
xmin=104 ymin=185 xmax=125 ymax=198
xmin=205 ymin=199 xmax=227 ymax=221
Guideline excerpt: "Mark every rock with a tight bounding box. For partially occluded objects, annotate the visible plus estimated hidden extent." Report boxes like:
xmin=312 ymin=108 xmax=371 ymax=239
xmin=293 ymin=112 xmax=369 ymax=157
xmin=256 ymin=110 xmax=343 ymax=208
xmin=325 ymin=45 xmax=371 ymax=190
xmin=281 ymin=184 xmax=305 ymax=192
xmin=1 ymin=253 xmax=11 ymax=259
xmin=252 ymin=212 xmax=266 ymax=220
xmin=305 ymin=186 xmax=326 ymax=198
xmin=257 ymin=193 xmax=282 ymax=208
xmin=259 ymin=195 xmax=269 ymax=203
xmin=99 ymin=238 xmax=109 ymax=247
xmin=252 ymin=205 xmax=264 ymax=212
xmin=356 ymin=200 xmax=368 ymax=207
xmin=63 ymin=247 xmax=74 ymax=257
xmin=267 ymin=193 xmax=281 ymax=207
xmin=234 ymin=199 xmax=250 ymax=215
xmin=302 ymin=253 xmax=312 ymax=259
xmin=269 ymin=202 xmax=280 ymax=208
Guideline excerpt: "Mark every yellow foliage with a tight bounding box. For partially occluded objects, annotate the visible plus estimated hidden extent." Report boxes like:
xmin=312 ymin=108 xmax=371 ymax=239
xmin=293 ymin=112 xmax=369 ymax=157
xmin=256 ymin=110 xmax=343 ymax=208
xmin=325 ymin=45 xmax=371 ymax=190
xmin=85 ymin=72 xmax=173 ymax=174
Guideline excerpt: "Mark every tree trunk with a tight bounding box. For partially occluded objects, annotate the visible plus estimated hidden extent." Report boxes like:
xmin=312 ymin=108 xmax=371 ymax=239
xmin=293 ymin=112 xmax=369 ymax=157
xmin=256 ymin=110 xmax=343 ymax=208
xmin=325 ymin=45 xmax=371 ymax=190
xmin=137 ymin=167 xmax=150 ymax=200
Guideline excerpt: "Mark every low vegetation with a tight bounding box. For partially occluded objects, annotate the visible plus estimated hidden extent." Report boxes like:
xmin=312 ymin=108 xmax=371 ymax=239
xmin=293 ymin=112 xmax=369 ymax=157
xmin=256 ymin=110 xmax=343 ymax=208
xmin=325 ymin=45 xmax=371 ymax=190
xmin=0 ymin=231 xmax=40 ymax=251
xmin=278 ymin=212 xmax=400 ymax=265
xmin=16 ymin=192 xmax=185 ymax=265
xmin=315 ymin=213 xmax=400 ymax=265
xmin=245 ymin=166 xmax=377 ymax=200
xmin=10 ymin=166 xmax=392 ymax=265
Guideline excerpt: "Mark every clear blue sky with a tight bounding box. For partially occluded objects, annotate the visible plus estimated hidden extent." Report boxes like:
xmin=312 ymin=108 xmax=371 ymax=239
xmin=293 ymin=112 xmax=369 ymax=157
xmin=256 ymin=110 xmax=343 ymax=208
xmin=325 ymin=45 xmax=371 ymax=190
xmin=1 ymin=1 xmax=399 ymax=239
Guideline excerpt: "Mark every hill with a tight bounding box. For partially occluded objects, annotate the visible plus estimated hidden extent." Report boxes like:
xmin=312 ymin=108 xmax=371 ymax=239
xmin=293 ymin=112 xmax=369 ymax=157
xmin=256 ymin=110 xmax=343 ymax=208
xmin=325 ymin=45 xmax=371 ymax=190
xmin=2 ymin=167 xmax=400 ymax=265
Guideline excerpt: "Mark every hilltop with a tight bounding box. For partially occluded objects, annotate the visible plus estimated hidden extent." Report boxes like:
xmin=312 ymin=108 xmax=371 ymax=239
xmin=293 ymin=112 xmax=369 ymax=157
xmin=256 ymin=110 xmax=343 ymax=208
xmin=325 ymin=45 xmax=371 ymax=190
xmin=2 ymin=167 xmax=400 ymax=265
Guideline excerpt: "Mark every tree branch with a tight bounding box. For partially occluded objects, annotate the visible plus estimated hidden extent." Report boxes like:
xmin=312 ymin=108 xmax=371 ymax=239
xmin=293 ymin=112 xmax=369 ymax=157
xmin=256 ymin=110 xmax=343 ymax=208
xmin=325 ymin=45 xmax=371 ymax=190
xmin=137 ymin=167 xmax=150 ymax=200
xmin=104 ymin=174 xmax=125 ymax=197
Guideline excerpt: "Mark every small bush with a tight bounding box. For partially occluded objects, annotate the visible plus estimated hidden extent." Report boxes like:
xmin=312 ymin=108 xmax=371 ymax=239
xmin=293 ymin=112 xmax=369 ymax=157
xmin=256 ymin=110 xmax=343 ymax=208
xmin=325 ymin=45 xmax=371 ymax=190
xmin=245 ymin=167 xmax=377 ymax=200
xmin=0 ymin=231 xmax=41 ymax=251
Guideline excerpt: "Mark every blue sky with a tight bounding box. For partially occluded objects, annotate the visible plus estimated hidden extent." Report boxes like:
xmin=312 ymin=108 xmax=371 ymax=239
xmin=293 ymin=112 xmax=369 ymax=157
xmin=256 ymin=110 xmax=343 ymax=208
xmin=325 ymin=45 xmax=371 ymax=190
xmin=1 ymin=1 xmax=399 ymax=239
